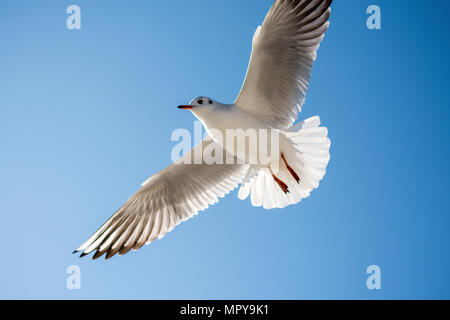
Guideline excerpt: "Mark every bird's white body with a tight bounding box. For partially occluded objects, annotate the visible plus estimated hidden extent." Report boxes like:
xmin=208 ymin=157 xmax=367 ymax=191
xmin=192 ymin=102 xmax=283 ymax=167
xmin=195 ymin=103 xmax=267 ymax=134
xmin=75 ymin=0 xmax=334 ymax=260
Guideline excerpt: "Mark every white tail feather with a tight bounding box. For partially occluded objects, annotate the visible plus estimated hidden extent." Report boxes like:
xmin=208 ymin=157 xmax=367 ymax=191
xmin=238 ymin=116 xmax=330 ymax=209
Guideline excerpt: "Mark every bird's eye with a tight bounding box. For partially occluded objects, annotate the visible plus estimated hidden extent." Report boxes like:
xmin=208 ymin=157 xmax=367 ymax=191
xmin=209 ymin=100 xmax=212 ymax=104
xmin=198 ymin=99 xmax=203 ymax=105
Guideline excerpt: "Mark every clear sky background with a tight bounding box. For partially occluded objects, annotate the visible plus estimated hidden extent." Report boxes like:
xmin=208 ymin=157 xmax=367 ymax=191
xmin=1 ymin=0 xmax=449 ymax=299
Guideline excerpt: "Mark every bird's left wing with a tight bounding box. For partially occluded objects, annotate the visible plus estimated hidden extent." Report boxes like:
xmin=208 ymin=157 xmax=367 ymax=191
xmin=235 ymin=0 xmax=332 ymax=131
xmin=75 ymin=139 xmax=248 ymax=259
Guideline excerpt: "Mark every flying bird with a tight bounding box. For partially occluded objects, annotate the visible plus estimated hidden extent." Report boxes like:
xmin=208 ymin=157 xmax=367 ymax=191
xmin=75 ymin=0 xmax=333 ymax=259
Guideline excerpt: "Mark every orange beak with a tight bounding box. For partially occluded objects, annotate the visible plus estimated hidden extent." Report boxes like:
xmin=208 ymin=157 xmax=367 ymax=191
xmin=177 ymin=105 xmax=193 ymax=110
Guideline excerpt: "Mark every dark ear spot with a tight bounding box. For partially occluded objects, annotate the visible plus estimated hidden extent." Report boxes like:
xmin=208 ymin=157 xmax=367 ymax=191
xmin=209 ymin=99 xmax=212 ymax=104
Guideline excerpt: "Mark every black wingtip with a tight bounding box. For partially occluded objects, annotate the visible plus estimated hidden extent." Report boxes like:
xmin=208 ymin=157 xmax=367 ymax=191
xmin=105 ymin=251 xmax=115 ymax=260
xmin=92 ymin=251 xmax=103 ymax=260
xmin=72 ymin=250 xmax=78 ymax=254
xmin=80 ymin=252 xmax=88 ymax=258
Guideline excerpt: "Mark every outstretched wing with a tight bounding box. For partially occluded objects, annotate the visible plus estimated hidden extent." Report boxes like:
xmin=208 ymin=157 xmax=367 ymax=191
xmin=235 ymin=0 xmax=332 ymax=131
xmin=75 ymin=139 xmax=248 ymax=259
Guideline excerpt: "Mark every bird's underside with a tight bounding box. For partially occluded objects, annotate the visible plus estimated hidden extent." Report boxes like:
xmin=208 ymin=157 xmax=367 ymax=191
xmin=74 ymin=0 xmax=333 ymax=260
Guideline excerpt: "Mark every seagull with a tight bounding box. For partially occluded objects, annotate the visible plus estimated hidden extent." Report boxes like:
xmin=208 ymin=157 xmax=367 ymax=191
xmin=75 ymin=0 xmax=333 ymax=259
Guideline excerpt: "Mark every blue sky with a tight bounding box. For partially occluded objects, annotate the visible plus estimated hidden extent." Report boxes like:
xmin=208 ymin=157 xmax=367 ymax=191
xmin=0 ymin=0 xmax=449 ymax=299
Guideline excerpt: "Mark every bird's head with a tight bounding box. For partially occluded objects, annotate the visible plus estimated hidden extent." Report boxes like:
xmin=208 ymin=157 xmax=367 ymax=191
xmin=178 ymin=96 xmax=216 ymax=119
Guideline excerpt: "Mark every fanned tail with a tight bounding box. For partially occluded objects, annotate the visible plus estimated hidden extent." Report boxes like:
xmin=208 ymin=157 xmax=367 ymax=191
xmin=238 ymin=116 xmax=330 ymax=209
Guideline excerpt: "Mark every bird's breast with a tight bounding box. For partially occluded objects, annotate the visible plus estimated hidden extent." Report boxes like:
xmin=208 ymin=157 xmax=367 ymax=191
xmin=201 ymin=107 xmax=280 ymax=165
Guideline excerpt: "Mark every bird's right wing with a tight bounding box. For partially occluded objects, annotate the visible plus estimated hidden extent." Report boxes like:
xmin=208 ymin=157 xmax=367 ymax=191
xmin=234 ymin=0 xmax=332 ymax=131
xmin=75 ymin=138 xmax=248 ymax=259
